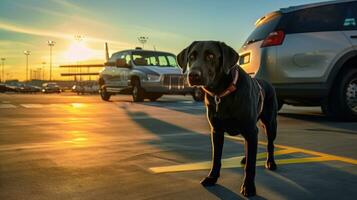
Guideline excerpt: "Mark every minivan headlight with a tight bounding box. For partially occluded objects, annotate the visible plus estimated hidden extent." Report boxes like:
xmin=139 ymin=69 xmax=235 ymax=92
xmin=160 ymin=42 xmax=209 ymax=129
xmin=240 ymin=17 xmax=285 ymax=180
xmin=147 ymin=74 xmax=160 ymax=81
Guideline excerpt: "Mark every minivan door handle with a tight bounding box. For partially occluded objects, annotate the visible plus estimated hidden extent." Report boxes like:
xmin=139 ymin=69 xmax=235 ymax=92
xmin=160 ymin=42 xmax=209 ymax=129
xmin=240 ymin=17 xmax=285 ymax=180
xmin=350 ymin=35 xmax=357 ymax=39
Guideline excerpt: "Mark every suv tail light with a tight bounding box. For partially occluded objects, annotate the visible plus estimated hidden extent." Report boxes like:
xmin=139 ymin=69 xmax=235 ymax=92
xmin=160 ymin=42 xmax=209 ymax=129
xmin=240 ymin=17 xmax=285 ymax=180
xmin=261 ymin=31 xmax=285 ymax=48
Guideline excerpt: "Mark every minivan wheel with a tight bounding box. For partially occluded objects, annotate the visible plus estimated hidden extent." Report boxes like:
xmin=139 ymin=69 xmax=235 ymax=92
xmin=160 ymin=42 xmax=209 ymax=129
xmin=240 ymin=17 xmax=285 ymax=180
xmin=192 ymin=87 xmax=204 ymax=102
xmin=132 ymin=79 xmax=145 ymax=102
xmin=323 ymin=68 xmax=357 ymax=121
xmin=100 ymin=87 xmax=111 ymax=101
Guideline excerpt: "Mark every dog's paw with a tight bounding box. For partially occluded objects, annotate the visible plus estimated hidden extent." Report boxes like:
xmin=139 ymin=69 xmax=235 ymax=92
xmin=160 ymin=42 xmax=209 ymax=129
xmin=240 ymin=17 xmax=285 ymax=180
xmin=240 ymin=181 xmax=256 ymax=197
xmin=240 ymin=157 xmax=246 ymax=165
xmin=265 ymin=160 xmax=277 ymax=171
xmin=200 ymin=176 xmax=218 ymax=187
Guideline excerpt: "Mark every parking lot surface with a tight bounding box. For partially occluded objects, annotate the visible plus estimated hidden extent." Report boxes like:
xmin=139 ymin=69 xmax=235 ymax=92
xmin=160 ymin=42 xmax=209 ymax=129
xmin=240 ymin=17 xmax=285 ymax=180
xmin=0 ymin=93 xmax=356 ymax=200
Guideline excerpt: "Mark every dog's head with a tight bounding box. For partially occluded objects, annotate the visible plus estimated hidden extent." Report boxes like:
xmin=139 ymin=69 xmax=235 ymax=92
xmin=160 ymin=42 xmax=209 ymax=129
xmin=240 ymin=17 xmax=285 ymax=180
xmin=177 ymin=41 xmax=239 ymax=88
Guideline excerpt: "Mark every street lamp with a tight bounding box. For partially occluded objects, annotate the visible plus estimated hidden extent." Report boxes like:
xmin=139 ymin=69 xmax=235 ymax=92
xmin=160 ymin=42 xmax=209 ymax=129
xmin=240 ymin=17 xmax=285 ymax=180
xmin=1 ymin=58 xmax=5 ymax=83
xmin=42 ymin=62 xmax=46 ymax=80
xmin=23 ymin=51 xmax=31 ymax=81
xmin=74 ymin=35 xmax=83 ymax=81
xmin=137 ymin=36 xmax=148 ymax=49
xmin=47 ymin=40 xmax=55 ymax=81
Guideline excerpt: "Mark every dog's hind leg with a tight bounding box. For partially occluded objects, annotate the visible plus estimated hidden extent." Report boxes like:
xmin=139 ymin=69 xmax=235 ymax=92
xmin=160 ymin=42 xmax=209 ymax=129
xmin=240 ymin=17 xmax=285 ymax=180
xmin=261 ymin=116 xmax=277 ymax=170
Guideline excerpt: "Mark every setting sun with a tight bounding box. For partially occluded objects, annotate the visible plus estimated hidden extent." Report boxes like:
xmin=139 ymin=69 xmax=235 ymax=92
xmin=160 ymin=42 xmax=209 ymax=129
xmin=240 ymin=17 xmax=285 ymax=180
xmin=63 ymin=42 xmax=101 ymax=63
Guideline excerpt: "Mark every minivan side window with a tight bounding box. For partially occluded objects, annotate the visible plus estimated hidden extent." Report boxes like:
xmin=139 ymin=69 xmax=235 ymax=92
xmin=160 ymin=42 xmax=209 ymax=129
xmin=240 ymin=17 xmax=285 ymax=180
xmin=281 ymin=3 xmax=346 ymax=33
xmin=124 ymin=53 xmax=132 ymax=66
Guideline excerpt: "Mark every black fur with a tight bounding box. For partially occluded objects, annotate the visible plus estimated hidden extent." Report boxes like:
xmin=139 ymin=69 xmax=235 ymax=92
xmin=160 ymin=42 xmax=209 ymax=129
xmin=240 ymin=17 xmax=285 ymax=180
xmin=177 ymin=41 xmax=278 ymax=197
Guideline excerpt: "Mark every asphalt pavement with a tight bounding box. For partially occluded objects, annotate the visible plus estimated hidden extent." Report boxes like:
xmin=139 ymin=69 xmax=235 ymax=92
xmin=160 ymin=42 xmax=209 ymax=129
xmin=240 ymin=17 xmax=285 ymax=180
xmin=0 ymin=93 xmax=356 ymax=200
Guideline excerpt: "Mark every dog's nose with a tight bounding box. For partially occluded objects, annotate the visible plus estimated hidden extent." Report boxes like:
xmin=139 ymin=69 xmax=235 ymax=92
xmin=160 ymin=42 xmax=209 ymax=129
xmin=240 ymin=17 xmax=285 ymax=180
xmin=188 ymin=70 xmax=203 ymax=85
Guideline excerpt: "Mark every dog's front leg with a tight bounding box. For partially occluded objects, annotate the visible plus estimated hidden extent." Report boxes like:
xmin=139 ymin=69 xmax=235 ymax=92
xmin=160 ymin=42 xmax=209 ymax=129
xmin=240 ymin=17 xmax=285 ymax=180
xmin=240 ymin=129 xmax=258 ymax=197
xmin=201 ymin=129 xmax=224 ymax=186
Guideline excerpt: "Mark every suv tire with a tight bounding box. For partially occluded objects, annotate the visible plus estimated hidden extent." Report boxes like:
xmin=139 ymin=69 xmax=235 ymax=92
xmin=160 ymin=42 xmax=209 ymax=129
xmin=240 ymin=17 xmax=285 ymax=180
xmin=322 ymin=68 xmax=357 ymax=121
xmin=132 ymin=79 xmax=145 ymax=102
xmin=100 ymin=87 xmax=111 ymax=101
xmin=277 ymin=98 xmax=284 ymax=111
xmin=148 ymin=93 xmax=163 ymax=102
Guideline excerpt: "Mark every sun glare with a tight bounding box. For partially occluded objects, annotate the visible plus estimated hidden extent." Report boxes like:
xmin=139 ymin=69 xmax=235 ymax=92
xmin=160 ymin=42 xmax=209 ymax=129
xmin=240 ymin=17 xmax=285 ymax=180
xmin=63 ymin=42 xmax=100 ymax=62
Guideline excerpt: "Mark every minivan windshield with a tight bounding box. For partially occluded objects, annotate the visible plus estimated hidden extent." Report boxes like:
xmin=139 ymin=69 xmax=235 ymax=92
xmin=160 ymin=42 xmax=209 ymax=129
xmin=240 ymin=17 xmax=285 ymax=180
xmin=244 ymin=13 xmax=282 ymax=45
xmin=132 ymin=51 xmax=178 ymax=67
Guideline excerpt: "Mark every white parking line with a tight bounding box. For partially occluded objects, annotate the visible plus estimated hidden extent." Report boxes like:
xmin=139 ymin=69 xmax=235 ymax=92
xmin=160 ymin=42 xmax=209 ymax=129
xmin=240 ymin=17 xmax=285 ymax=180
xmin=0 ymin=104 xmax=17 ymax=108
xmin=20 ymin=104 xmax=45 ymax=108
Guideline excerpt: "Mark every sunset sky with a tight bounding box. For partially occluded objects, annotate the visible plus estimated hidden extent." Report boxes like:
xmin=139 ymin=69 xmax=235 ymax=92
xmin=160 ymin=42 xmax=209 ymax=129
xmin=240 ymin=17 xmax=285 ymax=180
xmin=0 ymin=0 xmax=322 ymax=81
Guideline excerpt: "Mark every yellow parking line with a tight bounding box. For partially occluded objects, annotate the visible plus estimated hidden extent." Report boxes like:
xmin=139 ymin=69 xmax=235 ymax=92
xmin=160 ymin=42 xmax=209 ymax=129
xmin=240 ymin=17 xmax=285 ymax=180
xmin=150 ymin=155 xmax=334 ymax=174
xmin=226 ymin=136 xmax=357 ymax=165
xmin=150 ymin=135 xmax=357 ymax=174
xmin=150 ymin=149 xmax=297 ymax=174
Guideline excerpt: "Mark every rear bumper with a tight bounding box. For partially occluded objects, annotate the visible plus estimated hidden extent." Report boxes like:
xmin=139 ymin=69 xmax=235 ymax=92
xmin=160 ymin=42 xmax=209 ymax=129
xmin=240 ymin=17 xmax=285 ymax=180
xmin=274 ymin=83 xmax=329 ymax=106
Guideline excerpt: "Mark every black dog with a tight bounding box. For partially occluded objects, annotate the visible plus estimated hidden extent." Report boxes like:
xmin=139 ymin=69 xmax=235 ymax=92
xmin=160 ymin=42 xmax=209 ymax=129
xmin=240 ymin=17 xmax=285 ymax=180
xmin=177 ymin=41 xmax=278 ymax=197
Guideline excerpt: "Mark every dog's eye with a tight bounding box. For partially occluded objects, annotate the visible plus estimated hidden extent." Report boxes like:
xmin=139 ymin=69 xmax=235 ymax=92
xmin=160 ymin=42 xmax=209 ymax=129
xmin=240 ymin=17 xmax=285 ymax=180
xmin=208 ymin=70 xmax=213 ymax=76
xmin=189 ymin=54 xmax=195 ymax=60
xmin=206 ymin=54 xmax=214 ymax=61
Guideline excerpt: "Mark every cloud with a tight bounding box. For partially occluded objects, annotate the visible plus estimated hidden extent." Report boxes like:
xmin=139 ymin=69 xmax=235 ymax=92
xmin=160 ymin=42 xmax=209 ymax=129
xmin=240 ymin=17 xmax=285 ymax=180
xmin=0 ymin=20 xmax=132 ymax=47
xmin=48 ymin=0 xmax=89 ymax=14
xmin=13 ymin=1 xmax=112 ymax=32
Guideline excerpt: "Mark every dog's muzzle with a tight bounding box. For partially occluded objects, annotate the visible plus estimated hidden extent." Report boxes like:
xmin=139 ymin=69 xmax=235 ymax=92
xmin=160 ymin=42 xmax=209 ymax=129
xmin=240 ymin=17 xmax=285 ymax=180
xmin=188 ymin=70 xmax=204 ymax=86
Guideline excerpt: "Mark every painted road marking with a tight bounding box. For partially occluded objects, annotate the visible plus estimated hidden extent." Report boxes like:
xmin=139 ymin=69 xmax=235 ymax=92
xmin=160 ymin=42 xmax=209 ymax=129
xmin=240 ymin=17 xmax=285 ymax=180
xmin=150 ymin=149 xmax=298 ymax=173
xmin=226 ymin=136 xmax=357 ymax=165
xmin=20 ymin=104 xmax=45 ymax=108
xmin=150 ymin=135 xmax=357 ymax=174
xmin=0 ymin=104 xmax=17 ymax=108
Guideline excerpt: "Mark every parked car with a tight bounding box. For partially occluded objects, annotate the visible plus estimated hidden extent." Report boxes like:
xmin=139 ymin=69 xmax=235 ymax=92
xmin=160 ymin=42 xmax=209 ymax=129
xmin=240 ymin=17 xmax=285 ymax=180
xmin=98 ymin=48 xmax=204 ymax=102
xmin=3 ymin=83 xmax=40 ymax=93
xmin=0 ymin=83 xmax=8 ymax=93
xmin=42 ymin=82 xmax=61 ymax=93
xmin=238 ymin=0 xmax=357 ymax=120
xmin=72 ymin=82 xmax=100 ymax=94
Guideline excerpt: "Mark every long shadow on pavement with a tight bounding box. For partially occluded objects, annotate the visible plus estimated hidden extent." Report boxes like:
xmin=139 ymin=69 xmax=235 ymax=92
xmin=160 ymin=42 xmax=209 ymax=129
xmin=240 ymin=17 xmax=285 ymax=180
xmin=279 ymin=112 xmax=357 ymax=134
xmin=121 ymin=106 xmax=341 ymax=199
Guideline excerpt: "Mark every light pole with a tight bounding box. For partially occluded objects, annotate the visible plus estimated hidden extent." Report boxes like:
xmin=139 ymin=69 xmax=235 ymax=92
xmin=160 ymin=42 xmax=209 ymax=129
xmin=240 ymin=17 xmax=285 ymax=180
xmin=23 ymin=51 xmax=31 ymax=82
xmin=41 ymin=62 xmax=46 ymax=80
xmin=74 ymin=35 xmax=83 ymax=81
xmin=47 ymin=40 xmax=55 ymax=81
xmin=137 ymin=36 xmax=148 ymax=49
xmin=1 ymin=58 xmax=5 ymax=83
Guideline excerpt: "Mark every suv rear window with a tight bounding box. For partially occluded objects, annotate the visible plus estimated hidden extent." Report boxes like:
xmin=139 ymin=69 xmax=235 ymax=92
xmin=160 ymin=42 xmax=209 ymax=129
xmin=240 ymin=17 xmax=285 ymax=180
xmin=244 ymin=13 xmax=282 ymax=45
xmin=278 ymin=3 xmax=348 ymax=33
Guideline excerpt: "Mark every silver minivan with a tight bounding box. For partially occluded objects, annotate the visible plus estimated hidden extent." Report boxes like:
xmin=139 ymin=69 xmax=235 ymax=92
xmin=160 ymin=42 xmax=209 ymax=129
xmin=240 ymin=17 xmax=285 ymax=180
xmin=239 ymin=0 xmax=357 ymax=120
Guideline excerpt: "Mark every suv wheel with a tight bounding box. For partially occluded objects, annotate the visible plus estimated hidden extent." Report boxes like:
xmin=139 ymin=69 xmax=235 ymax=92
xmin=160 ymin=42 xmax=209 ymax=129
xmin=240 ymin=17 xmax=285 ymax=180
xmin=322 ymin=68 xmax=357 ymax=121
xmin=148 ymin=93 xmax=163 ymax=102
xmin=132 ymin=79 xmax=145 ymax=102
xmin=100 ymin=87 xmax=111 ymax=101
xmin=192 ymin=87 xmax=204 ymax=102
xmin=277 ymin=98 xmax=284 ymax=111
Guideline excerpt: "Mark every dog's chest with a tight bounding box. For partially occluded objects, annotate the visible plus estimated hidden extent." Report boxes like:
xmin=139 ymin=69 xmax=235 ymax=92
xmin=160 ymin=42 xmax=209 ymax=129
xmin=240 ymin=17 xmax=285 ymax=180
xmin=209 ymin=117 xmax=249 ymax=136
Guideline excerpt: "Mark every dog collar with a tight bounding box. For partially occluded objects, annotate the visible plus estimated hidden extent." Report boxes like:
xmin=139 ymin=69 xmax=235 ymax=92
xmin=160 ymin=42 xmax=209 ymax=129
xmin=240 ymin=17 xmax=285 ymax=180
xmin=201 ymin=66 xmax=239 ymax=112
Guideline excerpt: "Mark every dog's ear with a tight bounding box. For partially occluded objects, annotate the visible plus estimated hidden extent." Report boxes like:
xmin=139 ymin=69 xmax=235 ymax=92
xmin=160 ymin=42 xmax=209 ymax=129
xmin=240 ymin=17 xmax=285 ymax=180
xmin=177 ymin=41 xmax=197 ymax=73
xmin=219 ymin=42 xmax=239 ymax=74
